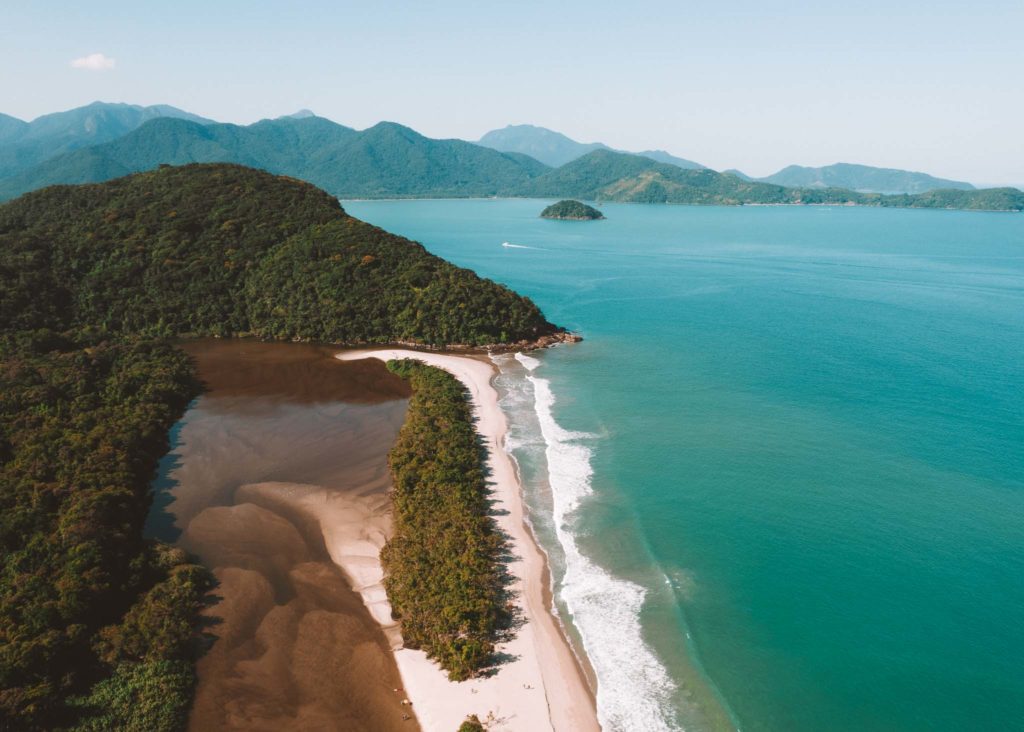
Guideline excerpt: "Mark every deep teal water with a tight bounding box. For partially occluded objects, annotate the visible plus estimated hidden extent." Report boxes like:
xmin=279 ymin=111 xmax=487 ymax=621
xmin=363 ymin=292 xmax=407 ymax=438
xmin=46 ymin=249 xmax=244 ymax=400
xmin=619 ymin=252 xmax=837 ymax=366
xmin=344 ymin=199 xmax=1024 ymax=732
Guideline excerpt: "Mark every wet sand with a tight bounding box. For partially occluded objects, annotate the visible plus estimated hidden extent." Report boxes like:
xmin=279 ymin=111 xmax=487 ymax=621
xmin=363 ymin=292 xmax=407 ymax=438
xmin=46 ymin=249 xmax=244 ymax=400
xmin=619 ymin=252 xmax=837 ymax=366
xmin=146 ymin=340 xmax=419 ymax=732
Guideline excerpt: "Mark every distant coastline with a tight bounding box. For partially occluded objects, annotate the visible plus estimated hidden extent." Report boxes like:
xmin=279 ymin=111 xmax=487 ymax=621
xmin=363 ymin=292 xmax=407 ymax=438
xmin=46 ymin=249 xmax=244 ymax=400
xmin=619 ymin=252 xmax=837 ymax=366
xmin=339 ymin=194 xmax=1024 ymax=213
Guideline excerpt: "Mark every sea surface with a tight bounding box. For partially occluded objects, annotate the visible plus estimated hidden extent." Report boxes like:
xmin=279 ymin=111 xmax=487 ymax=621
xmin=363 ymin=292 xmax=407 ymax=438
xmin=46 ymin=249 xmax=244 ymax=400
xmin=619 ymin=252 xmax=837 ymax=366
xmin=343 ymin=199 xmax=1024 ymax=732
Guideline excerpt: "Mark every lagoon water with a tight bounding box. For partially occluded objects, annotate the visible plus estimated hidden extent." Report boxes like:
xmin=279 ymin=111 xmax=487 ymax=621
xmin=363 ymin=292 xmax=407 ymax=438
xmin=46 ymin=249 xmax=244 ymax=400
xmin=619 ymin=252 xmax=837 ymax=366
xmin=344 ymin=199 xmax=1024 ymax=732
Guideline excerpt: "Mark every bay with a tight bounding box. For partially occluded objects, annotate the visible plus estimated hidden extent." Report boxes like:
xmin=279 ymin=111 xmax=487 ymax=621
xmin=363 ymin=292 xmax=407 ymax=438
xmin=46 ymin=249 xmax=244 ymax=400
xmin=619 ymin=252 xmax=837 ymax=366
xmin=344 ymin=199 xmax=1024 ymax=732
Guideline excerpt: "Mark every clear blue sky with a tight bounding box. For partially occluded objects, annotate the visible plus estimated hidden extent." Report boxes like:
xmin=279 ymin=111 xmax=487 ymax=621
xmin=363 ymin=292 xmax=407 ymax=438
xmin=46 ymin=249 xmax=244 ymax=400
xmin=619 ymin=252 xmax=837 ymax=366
xmin=3 ymin=0 xmax=1021 ymax=183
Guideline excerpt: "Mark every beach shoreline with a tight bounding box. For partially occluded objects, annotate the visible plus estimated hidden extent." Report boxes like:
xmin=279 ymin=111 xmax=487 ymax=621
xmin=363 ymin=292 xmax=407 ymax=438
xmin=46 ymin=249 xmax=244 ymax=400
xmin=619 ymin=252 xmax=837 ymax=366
xmin=335 ymin=348 xmax=599 ymax=732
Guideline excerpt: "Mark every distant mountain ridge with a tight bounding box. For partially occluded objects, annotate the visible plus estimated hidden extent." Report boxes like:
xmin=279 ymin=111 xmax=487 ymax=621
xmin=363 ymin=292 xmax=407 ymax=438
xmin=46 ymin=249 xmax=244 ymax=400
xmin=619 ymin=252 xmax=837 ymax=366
xmin=724 ymin=162 xmax=974 ymax=194
xmin=0 ymin=101 xmax=214 ymax=178
xmin=758 ymin=162 xmax=975 ymax=194
xmin=0 ymin=113 xmax=27 ymax=141
xmin=1 ymin=104 xmax=1019 ymax=211
xmin=479 ymin=125 xmax=977 ymax=195
xmin=0 ymin=116 xmax=548 ymax=200
xmin=477 ymin=124 xmax=703 ymax=170
xmin=519 ymin=149 xmax=1022 ymax=211
xmin=281 ymin=108 xmax=317 ymax=119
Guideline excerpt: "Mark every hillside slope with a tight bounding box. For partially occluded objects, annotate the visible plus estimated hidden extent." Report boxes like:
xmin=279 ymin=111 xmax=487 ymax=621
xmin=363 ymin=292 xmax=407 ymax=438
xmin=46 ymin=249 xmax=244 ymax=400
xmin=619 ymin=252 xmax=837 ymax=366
xmin=0 ymin=118 xmax=548 ymax=201
xmin=0 ymin=102 xmax=213 ymax=178
xmin=760 ymin=162 xmax=975 ymax=194
xmin=0 ymin=163 xmax=558 ymax=345
xmin=523 ymin=150 xmax=1024 ymax=210
xmin=309 ymin=121 xmax=549 ymax=196
xmin=477 ymin=123 xmax=703 ymax=169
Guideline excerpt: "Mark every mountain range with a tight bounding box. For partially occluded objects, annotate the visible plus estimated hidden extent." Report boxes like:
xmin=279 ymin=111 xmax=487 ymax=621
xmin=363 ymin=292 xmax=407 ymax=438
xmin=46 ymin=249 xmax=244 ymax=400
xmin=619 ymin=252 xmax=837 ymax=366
xmin=477 ymin=123 xmax=704 ymax=170
xmin=0 ymin=115 xmax=548 ymax=200
xmin=0 ymin=102 xmax=1020 ymax=210
xmin=726 ymin=162 xmax=975 ymax=194
xmin=516 ymin=150 xmax=1022 ymax=210
xmin=0 ymin=101 xmax=212 ymax=179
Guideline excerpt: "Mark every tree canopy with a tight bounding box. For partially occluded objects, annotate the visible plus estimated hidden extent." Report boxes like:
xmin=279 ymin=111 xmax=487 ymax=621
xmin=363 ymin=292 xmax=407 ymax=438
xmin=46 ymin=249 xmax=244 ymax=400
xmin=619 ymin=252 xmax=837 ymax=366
xmin=382 ymin=360 xmax=507 ymax=681
xmin=0 ymin=164 xmax=561 ymax=729
xmin=540 ymin=199 xmax=605 ymax=220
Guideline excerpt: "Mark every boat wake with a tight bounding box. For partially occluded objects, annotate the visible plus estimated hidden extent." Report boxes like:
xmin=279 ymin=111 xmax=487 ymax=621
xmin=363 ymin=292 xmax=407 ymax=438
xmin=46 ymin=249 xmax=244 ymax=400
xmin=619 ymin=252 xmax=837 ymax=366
xmin=502 ymin=241 xmax=543 ymax=250
xmin=512 ymin=353 xmax=681 ymax=731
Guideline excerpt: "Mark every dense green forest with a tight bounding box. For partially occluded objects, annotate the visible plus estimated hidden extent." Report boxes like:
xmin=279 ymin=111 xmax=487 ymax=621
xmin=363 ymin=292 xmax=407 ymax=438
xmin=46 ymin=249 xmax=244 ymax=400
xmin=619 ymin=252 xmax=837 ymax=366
xmin=382 ymin=360 xmax=506 ymax=681
xmin=0 ymin=116 xmax=549 ymax=201
xmin=0 ymin=163 xmax=557 ymax=345
xmin=0 ymin=336 xmax=210 ymax=729
xmin=540 ymin=199 xmax=605 ymax=220
xmin=0 ymin=164 xmax=560 ymax=729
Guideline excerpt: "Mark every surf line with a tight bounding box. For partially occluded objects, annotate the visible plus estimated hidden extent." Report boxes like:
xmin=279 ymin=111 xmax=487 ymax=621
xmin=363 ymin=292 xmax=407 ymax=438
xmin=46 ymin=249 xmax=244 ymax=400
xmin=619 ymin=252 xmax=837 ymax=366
xmin=513 ymin=352 xmax=681 ymax=732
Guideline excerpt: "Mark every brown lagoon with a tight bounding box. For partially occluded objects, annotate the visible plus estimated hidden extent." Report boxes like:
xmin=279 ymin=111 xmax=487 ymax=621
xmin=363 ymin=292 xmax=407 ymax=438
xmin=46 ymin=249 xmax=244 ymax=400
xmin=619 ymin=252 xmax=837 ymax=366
xmin=145 ymin=339 xmax=417 ymax=732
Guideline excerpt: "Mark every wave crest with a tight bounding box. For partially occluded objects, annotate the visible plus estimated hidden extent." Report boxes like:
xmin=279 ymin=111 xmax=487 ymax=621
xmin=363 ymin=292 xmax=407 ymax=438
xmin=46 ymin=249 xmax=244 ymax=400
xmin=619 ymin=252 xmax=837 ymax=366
xmin=511 ymin=352 xmax=680 ymax=731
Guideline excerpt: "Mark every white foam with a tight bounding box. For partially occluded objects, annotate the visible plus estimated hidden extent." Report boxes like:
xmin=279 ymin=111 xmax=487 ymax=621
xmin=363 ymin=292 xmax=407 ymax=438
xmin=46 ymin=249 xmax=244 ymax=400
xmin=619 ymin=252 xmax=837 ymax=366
xmin=512 ymin=352 xmax=681 ymax=731
xmin=515 ymin=352 xmax=543 ymax=372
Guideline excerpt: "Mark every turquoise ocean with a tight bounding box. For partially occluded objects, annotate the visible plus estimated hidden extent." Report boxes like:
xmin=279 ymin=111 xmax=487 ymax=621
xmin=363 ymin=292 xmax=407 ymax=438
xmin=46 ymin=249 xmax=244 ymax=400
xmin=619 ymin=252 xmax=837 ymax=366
xmin=343 ymin=199 xmax=1024 ymax=732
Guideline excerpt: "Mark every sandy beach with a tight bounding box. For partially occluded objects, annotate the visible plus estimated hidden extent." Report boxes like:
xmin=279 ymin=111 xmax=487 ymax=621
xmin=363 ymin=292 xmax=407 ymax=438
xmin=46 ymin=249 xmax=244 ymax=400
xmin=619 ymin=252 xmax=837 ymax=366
xmin=336 ymin=349 xmax=599 ymax=732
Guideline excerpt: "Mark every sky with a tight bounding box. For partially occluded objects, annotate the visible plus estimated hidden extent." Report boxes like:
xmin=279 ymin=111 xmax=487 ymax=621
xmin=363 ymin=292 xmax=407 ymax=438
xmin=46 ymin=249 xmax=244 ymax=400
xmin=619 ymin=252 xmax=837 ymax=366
xmin=2 ymin=0 xmax=1022 ymax=184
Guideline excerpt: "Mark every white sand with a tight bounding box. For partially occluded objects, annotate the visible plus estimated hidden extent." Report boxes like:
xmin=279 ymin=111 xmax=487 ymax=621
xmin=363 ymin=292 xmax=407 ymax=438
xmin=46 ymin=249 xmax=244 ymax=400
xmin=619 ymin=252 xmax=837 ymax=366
xmin=335 ymin=349 xmax=599 ymax=732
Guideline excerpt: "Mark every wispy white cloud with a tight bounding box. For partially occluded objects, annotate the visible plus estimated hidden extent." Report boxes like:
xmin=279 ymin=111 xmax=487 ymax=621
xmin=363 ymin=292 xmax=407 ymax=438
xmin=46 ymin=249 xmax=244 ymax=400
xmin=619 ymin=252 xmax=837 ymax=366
xmin=70 ymin=53 xmax=116 ymax=71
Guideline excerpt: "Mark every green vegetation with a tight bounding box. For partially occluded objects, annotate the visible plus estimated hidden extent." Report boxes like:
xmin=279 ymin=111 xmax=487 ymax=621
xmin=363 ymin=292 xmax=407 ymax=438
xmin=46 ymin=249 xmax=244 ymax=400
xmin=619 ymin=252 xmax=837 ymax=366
xmin=458 ymin=714 xmax=487 ymax=731
xmin=0 ymin=163 xmax=557 ymax=346
xmin=0 ymin=117 xmax=549 ymax=201
xmin=382 ymin=360 xmax=505 ymax=681
xmin=522 ymin=150 xmax=1024 ymax=210
xmin=523 ymin=149 xmax=810 ymax=204
xmin=0 ymin=102 xmax=212 ymax=181
xmin=871 ymin=187 xmax=1024 ymax=211
xmin=0 ymin=336 xmax=209 ymax=730
xmin=540 ymin=199 xmax=605 ymax=220
xmin=0 ymin=164 xmax=561 ymax=729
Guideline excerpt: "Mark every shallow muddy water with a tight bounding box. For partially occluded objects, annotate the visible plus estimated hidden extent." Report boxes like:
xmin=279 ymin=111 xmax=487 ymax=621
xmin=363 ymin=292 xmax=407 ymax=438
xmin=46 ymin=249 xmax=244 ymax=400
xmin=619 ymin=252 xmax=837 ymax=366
xmin=146 ymin=340 xmax=417 ymax=732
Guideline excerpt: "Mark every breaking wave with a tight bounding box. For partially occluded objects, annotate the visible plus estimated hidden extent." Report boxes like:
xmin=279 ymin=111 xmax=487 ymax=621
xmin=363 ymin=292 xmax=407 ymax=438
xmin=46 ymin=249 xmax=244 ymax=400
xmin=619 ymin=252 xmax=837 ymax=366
xmin=511 ymin=352 xmax=681 ymax=731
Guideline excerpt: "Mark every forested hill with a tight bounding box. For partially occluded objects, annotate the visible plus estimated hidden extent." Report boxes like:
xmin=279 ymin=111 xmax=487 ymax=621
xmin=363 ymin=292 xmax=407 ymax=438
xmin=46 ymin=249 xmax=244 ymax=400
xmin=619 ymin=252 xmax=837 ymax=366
xmin=0 ymin=116 xmax=549 ymax=201
xmin=0 ymin=164 xmax=560 ymax=730
xmin=522 ymin=150 xmax=1024 ymax=211
xmin=0 ymin=163 xmax=558 ymax=346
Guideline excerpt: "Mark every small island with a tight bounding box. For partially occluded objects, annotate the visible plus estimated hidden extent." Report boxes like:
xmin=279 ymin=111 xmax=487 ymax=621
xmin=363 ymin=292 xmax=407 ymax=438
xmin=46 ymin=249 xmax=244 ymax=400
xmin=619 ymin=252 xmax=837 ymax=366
xmin=540 ymin=199 xmax=605 ymax=220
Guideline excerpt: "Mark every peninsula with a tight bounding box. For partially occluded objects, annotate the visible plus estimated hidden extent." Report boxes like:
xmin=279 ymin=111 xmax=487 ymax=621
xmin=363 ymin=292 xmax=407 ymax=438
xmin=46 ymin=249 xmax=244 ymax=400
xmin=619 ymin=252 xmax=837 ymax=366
xmin=0 ymin=164 xmax=589 ymax=731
